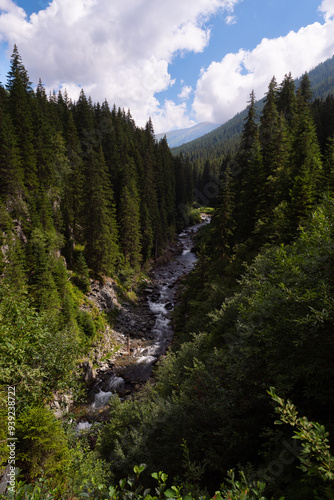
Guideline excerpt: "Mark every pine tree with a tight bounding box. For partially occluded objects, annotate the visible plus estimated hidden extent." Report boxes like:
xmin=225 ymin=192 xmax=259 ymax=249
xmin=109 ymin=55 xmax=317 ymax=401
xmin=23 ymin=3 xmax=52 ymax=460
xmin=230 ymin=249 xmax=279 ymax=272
xmin=73 ymin=251 xmax=90 ymax=293
xmin=200 ymin=160 xmax=213 ymax=201
xmin=265 ymin=112 xmax=292 ymax=209
xmin=288 ymin=86 xmax=323 ymax=231
xmin=33 ymin=79 xmax=57 ymax=189
xmin=154 ymin=137 xmax=176 ymax=249
xmin=119 ymin=157 xmax=142 ymax=270
xmin=260 ymin=77 xmax=291 ymax=213
xmin=6 ymin=45 xmax=37 ymax=192
xmin=175 ymin=154 xmax=193 ymax=209
xmin=61 ymin=112 xmax=84 ymax=266
xmin=323 ymin=136 xmax=334 ymax=194
xmin=277 ymin=72 xmax=297 ymax=128
xmin=156 ymin=136 xmax=176 ymax=241
xmin=26 ymin=228 xmax=60 ymax=312
xmin=234 ymin=90 xmax=263 ymax=241
xmin=209 ymin=160 xmax=235 ymax=261
xmin=0 ymin=109 xmax=24 ymax=201
xmin=73 ymin=89 xmax=95 ymax=155
xmin=140 ymin=119 xmax=160 ymax=260
xmin=298 ymin=72 xmax=313 ymax=104
xmin=83 ymin=147 xmax=120 ymax=276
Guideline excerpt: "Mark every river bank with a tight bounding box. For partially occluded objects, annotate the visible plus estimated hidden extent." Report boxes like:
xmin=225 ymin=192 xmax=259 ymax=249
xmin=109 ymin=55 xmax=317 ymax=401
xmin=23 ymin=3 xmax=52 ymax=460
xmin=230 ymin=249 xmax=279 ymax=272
xmin=74 ymin=216 xmax=210 ymax=423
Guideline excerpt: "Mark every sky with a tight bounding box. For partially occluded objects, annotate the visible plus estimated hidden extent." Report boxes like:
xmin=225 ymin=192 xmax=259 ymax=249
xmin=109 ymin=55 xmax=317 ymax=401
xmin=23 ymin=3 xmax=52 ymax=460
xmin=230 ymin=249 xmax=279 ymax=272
xmin=0 ymin=0 xmax=334 ymax=134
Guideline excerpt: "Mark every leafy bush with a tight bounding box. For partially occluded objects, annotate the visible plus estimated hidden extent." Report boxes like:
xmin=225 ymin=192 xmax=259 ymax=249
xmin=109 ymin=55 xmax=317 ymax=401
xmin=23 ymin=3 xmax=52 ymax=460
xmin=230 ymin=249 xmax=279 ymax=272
xmin=0 ymin=284 xmax=81 ymax=408
xmin=16 ymin=406 xmax=69 ymax=483
xmin=98 ymin=199 xmax=334 ymax=494
xmin=77 ymin=310 xmax=97 ymax=338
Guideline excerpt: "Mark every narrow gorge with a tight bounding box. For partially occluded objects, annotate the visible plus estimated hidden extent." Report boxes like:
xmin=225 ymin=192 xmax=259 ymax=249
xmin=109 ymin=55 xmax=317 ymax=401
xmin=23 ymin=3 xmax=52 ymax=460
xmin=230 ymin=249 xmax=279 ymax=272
xmin=76 ymin=216 xmax=210 ymax=426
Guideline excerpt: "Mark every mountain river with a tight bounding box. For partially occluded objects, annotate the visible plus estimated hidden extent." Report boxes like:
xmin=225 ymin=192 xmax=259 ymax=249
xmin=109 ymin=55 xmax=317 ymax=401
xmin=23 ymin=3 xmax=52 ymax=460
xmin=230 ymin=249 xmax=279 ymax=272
xmin=86 ymin=216 xmax=210 ymax=415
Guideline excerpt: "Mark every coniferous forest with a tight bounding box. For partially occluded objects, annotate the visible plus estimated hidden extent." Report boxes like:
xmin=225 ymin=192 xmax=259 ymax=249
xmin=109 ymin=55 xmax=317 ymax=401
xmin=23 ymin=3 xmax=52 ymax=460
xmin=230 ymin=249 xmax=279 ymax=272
xmin=2 ymin=46 xmax=334 ymax=499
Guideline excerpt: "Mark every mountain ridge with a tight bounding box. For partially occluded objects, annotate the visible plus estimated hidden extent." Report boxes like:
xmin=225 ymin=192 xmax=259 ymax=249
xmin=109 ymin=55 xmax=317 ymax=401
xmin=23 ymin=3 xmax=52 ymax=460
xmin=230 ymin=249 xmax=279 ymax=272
xmin=155 ymin=122 xmax=220 ymax=148
xmin=171 ymin=54 xmax=334 ymax=160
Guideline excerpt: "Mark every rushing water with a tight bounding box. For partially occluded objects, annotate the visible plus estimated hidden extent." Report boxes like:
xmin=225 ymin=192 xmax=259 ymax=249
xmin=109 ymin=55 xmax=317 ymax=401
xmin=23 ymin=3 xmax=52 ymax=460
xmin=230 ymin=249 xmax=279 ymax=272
xmin=90 ymin=217 xmax=210 ymax=408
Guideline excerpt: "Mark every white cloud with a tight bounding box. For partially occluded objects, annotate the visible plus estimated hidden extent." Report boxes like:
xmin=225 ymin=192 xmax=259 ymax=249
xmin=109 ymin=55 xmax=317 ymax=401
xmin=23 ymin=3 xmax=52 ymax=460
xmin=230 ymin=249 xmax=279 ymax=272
xmin=178 ymin=85 xmax=193 ymax=100
xmin=225 ymin=15 xmax=236 ymax=25
xmin=0 ymin=0 xmax=239 ymax=132
xmin=3 ymin=0 xmax=334 ymax=134
xmin=193 ymin=16 xmax=334 ymax=124
xmin=319 ymin=0 xmax=334 ymax=21
xmin=152 ymin=99 xmax=197 ymax=133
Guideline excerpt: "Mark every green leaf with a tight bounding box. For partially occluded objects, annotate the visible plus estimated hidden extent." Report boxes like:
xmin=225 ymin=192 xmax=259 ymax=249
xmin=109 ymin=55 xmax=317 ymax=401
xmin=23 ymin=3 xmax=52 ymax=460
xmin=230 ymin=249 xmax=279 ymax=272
xmin=164 ymin=488 xmax=176 ymax=498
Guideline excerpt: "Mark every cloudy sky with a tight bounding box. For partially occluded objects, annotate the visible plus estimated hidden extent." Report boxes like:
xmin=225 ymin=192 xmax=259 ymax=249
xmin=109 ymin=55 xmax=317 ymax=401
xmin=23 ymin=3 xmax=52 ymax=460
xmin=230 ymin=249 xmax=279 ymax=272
xmin=0 ymin=0 xmax=334 ymax=133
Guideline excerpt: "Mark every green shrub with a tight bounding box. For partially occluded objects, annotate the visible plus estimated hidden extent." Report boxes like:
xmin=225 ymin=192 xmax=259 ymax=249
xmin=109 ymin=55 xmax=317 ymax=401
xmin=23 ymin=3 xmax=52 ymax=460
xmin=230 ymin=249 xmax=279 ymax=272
xmin=16 ymin=407 xmax=69 ymax=483
xmin=76 ymin=310 xmax=97 ymax=338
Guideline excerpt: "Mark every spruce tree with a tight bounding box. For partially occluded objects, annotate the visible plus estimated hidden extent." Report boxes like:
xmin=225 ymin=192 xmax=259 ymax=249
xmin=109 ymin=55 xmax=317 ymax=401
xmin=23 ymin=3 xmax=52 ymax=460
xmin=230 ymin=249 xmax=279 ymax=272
xmin=6 ymin=45 xmax=37 ymax=193
xmin=156 ymin=136 xmax=176 ymax=240
xmin=209 ymin=160 xmax=235 ymax=261
xmin=140 ymin=119 xmax=160 ymax=260
xmin=83 ymin=147 xmax=120 ymax=277
xmin=61 ymin=112 xmax=84 ymax=266
xmin=73 ymin=89 xmax=95 ymax=155
xmin=234 ymin=90 xmax=263 ymax=241
xmin=119 ymin=157 xmax=142 ymax=270
xmin=26 ymin=228 xmax=60 ymax=312
xmin=298 ymin=72 xmax=313 ymax=104
xmin=288 ymin=85 xmax=323 ymax=232
xmin=0 ymin=110 xmax=24 ymax=201
xmin=323 ymin=136 xmax=334 ymax=194
xmin=260 ymin=77 xmax=291 ymax=214
xmin=277 ymin=72 xmax=297 ymax=128
xmin=33 ymin=79 xmax=57 ymax=189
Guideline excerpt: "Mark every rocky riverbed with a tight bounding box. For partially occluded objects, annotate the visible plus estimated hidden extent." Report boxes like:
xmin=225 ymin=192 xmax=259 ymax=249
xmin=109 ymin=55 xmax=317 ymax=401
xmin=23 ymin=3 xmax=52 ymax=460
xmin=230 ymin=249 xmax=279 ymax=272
xmin=76 ymin=217 xmax=210 ymax=422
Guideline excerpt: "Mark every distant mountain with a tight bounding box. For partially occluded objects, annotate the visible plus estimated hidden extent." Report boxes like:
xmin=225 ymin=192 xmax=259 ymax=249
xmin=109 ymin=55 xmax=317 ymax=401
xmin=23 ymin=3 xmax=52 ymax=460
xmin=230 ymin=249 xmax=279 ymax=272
xmin=156 ymin=122 xmax=220 ymax=148
xmin=172 ymin=55 xmax=334 ymax=162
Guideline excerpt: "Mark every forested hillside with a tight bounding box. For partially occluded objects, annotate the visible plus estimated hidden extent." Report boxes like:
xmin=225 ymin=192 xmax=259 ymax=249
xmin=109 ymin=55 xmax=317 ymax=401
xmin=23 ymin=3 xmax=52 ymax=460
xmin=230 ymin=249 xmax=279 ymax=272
xmin=173 ymin=55 xmax=334 ymax=193
xmin=96 ymin=73 xmax=334 ymax=499
xmin=0 ymin=45 xmax=194 ymax=497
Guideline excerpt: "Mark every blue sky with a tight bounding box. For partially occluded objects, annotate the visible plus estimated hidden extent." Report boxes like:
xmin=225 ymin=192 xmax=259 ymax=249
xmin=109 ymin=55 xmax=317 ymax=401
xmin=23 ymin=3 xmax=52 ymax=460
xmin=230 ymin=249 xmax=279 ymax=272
xmin=0 ymin=0 xmax=333 ymax=132
xmin=161 ymin=0 xmax=323 ymax=105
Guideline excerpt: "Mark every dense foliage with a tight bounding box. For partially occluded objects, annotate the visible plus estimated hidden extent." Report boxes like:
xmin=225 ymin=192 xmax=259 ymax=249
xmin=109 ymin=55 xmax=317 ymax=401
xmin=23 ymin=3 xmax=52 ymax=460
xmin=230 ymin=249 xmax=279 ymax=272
xmin=96 ymin=73 xmax=334 ymax=499
xmin=173 ymin=55 xmax=334 ymax=197
xmin=0 ymin=45 xmax=193 ymax=494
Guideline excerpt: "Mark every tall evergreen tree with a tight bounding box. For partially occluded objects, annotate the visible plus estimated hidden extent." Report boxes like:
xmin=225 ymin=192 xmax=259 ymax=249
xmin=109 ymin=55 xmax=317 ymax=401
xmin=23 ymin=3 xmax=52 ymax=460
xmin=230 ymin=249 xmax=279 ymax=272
xmin=73 ymin=89 xmax=95 ymax=155
xmin=288 ymin=85 xmax=323 ymax=231
xmin=119 ymin=157 xmax=142 ymax=270
xmin=140 ymin=119 xmax=160 ymax=260
xmin=277 ymin=72 xmax=297 ymax=128
xmin=156 ymin=137 xmax=176 ymax=243
xmin=83 ymin=147 xmax=120 ymax=276
xmin=0 ymin=109 xmax=24 ymax=201
xmin=6 ymin=45 xmax=37 ymax=193
xmin=209 ymin=160 xmax=235 ymax=261
xmin=33 ymin=79 xmax=57 ymax=189
xmin=26 ymin=227 xmax=60 ymax=312
xmin=260 ymin=77 xmax=291 ymax=213
xmin=61 ymin=112 xmax=84 ymax=266
xmin=234 ymin=90 xmax=263 ymax=241
xmin=175 ymin=154 xmax=193 ymax=210
xmin=298 ymin=72 xmax=313 ymax=104
xmin=323 ymin=136 xmax=334 ymax=194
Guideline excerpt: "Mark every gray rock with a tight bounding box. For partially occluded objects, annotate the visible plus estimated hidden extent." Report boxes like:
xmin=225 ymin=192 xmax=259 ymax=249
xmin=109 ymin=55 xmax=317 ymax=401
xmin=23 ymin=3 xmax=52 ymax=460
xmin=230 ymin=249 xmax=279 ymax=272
xmin=81 ymin=360 xmax=93 ymax=386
